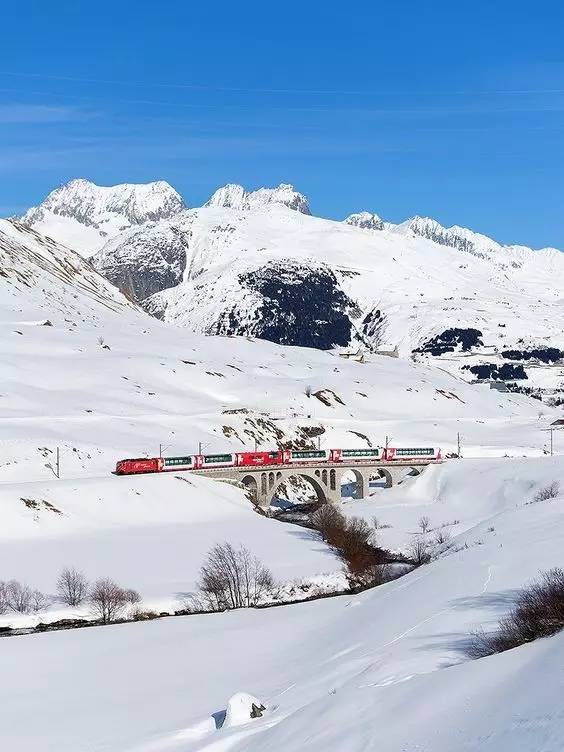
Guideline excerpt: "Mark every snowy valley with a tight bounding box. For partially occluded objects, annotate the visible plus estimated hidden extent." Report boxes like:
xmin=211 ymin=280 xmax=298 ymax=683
xmin=1 ymin=178 xmax=563 ymax=751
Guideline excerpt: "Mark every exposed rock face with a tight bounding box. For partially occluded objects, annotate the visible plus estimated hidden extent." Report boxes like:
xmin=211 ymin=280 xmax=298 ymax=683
xmin=205 ymin=183 xmax=311 ymax=215
xmin=414 ymin=328 xmax=484 ymax=356
xmin=344 ymin=212 xmax=384 ymax=231
xmin=212 ymin=261 xmax=358 ymax=349
xmin=91 ymin=221 xmax=190 ymax=302
xmin=464 ymin=363 xmax=528 ymax=380
xmin=359 ymin=307 xmax=387 ymax=348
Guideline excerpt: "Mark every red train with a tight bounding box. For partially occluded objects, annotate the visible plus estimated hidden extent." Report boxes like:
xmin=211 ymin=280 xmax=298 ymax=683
xmin=115 ymin=446 xmax=442 ymax=475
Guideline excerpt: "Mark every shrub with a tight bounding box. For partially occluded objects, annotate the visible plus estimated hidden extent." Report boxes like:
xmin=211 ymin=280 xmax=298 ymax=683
xmin=418 ymin=515 xmax=431 ymax=534
xmin=347 ymin=563 xmax=394 ymax=590
xmin=533 ymin=482 xmax=560 ymax=503
xmin=130 ymin=608 xmax=159 ymax=621
xmin=89 ymin=578 xmax=139 ymax=624
xmin=192 ymin=542 xmax=275 ymax=612
xmin=433 ymin=528 xmax=453 ymax=552
xmin=56 ymin=567 xmax=89 ymax=606
xmin=408 ymin=536 xmax=432 ymax=566
xmin=466 ymin=568 xmax=564 ymax=658
xmin=310 ymin=504 xmax=347 ymax=544
xmin=310 ymin=506 xmax=389 ymax=586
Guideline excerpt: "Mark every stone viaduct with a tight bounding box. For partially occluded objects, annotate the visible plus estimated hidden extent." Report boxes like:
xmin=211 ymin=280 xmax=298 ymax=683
xmin=195 ymin=460 xmax=436 ymax=509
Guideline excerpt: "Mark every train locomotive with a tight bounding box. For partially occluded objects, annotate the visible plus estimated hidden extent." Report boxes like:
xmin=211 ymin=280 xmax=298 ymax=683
xmin=115 ymin=446 xmax=442 ymax=475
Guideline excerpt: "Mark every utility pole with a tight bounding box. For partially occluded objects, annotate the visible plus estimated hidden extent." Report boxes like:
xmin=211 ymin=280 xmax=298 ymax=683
xmin=550 ymin=427 xmax=553 ymax=457
xmin=56 ymin=446 xmax=60 ymax=479
xmin=457 ymin=432 xmax=461 ymax=458
xmin=159 ymin=442 xmax=171 ymax=458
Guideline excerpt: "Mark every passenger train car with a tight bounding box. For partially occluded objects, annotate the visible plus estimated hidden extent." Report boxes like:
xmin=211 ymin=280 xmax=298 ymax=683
xmin=115 ymin=446 xmax=442 ymax=475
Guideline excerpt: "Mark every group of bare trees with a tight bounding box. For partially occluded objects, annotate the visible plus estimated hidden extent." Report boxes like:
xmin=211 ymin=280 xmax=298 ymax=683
xmin=57 ymin=567 xmax=140 ymax=623
xmin=188 ymin=543 xmax=275 ymax=612
xmin=0 ymin=581 xmax=47 ymax=614
xmin=0 ymin=567 xmax=139 ymax=623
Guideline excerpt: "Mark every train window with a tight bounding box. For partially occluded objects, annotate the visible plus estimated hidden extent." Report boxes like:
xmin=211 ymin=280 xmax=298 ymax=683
xmin=396 ymin=448 xmax=434 ymax=456
xmin=164 ymin=456 xmax=192 ymax=465
xmin=342 ymin=449 xmax=379 ymax=457
xmin=204 ymin=454 xmax=233 ymax=463
xmin=292 ymin=450 xmax=325 ymax=458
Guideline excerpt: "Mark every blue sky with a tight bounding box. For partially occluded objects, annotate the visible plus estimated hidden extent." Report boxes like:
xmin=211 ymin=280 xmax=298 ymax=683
xmin=1 ymin=0 xmax=564 ymax=248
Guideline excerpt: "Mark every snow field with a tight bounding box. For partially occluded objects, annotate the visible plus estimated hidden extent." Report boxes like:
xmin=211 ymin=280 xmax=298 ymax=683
xmin=0 ymin=456 xmax=562 ymax=751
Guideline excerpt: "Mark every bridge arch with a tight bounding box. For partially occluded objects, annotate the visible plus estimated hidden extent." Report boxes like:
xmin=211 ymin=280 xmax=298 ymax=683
xmin=240 ymin=474 xmax=259 ymax=503
xmin=340 ymin=468 xmax=366 ymax=499
xmin=270 ymin=471 xmax=327 ymax=507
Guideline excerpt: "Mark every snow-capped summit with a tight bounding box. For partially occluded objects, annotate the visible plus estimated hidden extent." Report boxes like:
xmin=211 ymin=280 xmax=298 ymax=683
xmin=21 ymin=178 xmax=186 ymax=257
xmin=394 ymin=215 xmax=502 ymax=260
xmin=205 ymin=182 xmax=311 ymax=214
xmin=343 ymin=211 xmax=384 ymax=231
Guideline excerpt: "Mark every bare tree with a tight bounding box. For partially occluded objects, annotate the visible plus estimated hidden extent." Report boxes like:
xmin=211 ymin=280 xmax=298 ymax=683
xmin=304 ymin=384 xmax=312 ymax=398
xmin=418 ymin=515 xmax=431 ymax=534
xmin=5 ymin=580 xmax=34 ymax=613
xmin=0 ymin=582 xmax=9 ymax=614
xmin=31 ymin=589 xmax=48 ymax=613
xmin=408 ymin=536 xmax=432 ymax=566
xmin=89 ymin=578 xmax=136 ymax=624
xmin=193 ymin=542 xmax=275 ymax=612
xmin=123 ymin=588 xmax=141 ymax=605
xmin=56 ymin=567 xmax=89 ymax=606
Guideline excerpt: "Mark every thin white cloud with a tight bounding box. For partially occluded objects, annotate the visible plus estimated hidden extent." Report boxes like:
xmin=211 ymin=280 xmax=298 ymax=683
xmin=0 ymin=104 xmax=84 ymax=124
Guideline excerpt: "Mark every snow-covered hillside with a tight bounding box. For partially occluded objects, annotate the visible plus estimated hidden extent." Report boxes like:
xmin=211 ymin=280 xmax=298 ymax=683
xmin=2 ymin=190 xmax=564 ymax=751
xmin=90 ymin=200 xmax=564 ymax=395
xmin=1 ymin=457 xmax=563 ymax=751
xmin=20 ymin=178 xmax=185 ymax=256
xmin=0 ymin=214 xmax=559 ymax=622
xmin=0 ymin=218 xmax=135 ymax=322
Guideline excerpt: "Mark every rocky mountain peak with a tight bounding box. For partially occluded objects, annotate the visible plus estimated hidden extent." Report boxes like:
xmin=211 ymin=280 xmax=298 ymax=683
xmin=344 ymin=211 xmax=384 ymax=231
xmin=22 ymin=178 xmax=185 ymax=227
xmin=205 ymin=182 xmax=311 ymax=214
xmin=20 ymin=178 xmax=186 ymax=256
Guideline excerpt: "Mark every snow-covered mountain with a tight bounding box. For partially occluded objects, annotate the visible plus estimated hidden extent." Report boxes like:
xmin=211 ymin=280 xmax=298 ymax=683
xmin=20 ymin=178 xmax=185 ymax=256
xmin=14 ymin=177 xmax=564 ymax=392
xmin=89 ymin=198 xmax=564 ymax=392
xmin=343 ymin=211 xmax=385 ymax=230
xmin=205 ymin=182 xmax=311 ymax=214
